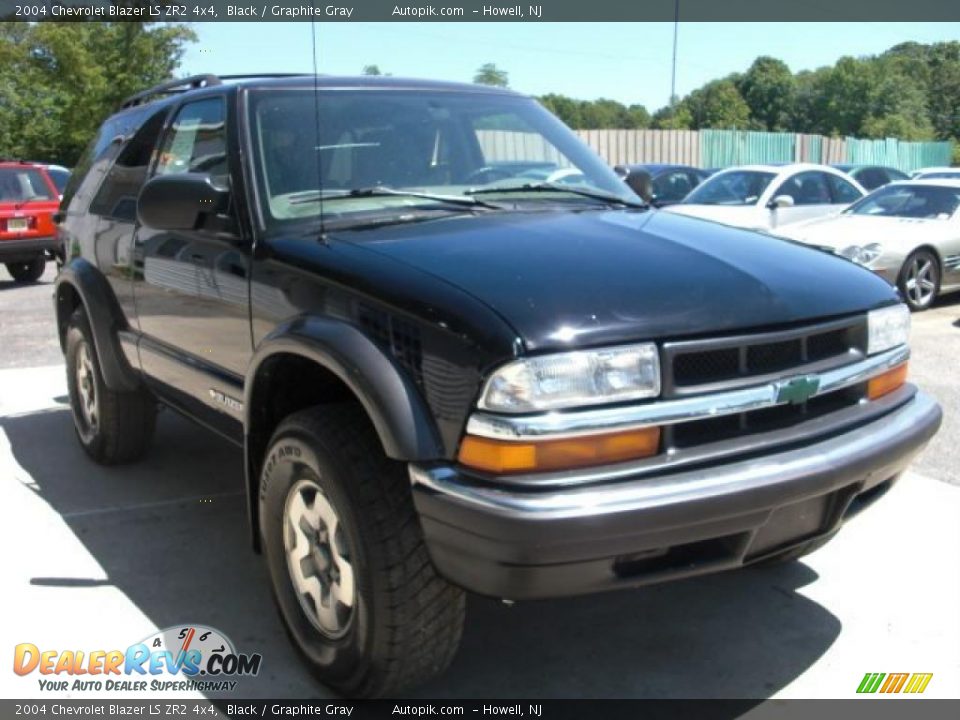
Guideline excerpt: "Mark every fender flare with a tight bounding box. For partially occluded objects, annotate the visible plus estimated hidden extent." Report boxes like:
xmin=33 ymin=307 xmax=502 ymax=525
xmin=243 ymin=316 xmax=444 ymax=549
xmin=245 ymin=315 xmax=444 ymax=459
xmin=54 ymin=258 xmax=140 ymax=392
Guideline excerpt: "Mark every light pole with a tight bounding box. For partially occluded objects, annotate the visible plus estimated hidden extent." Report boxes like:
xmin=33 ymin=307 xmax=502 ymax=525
xmin=670 ymin=0 xmax=680 ymax=105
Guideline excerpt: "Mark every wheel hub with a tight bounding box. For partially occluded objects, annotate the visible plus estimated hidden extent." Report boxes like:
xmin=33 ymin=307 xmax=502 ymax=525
xmin=905 ymin=257 xmax=936 ymax=307
xmin=75 ymin=342 xmax=98 ymax=430
xmin=283 ymin=477 xmax=356 ymax=638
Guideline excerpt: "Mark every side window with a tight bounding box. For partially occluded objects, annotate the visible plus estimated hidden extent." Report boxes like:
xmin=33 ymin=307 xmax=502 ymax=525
xmin=856 ymin=168 xmax=884 ymax=191
xmin=156 ymin=97 xmax=228 ymax=182
xmin=652 ymin=170 xmax=695 ymax=203
xmin=774 ymin=171 xmax=832 ymax=206
xmin=828 ymin=173 xmax=863 ymax=203
xmin=88 ymin=107 xmax=169 ymax=220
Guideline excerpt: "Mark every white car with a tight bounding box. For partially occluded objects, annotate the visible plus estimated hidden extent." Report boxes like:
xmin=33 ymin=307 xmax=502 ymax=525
xmin=910 ymin=166 xmax=960 ymax=181
xmin=774 ymin=179 xmax=960 ymax=311
xmin=661 ymin=163 xmax=865 ymax=231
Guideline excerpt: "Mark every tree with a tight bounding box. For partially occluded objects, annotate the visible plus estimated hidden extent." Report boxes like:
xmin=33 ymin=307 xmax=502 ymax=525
xmin=682 ymin=80 xmax=752 ymax=130
xmin=362 ymin=64 xmax=383 ymax=75
xmin=737 ymin=56 xmax=795 ymax=131
xmin=0 ymin=20 xmax=195 ymax=165
xmin=473 ymin=63 xmax=508 ymax=88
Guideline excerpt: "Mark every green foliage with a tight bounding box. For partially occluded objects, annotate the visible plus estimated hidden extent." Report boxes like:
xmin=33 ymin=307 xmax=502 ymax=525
xmin=0 ymin=21 xmax=195 ymax=166
xmin=539 ymin=94 xmax=649 ymax=129
xmin=681 ymin=80 xmax=752 ymax=130
xmin=473 ymin=63 xmax=509 ymax=88
xmin=736 ymin=56 xmax=795 ymax=131
xmin=362 ymin=64 xmax=383 ymax=76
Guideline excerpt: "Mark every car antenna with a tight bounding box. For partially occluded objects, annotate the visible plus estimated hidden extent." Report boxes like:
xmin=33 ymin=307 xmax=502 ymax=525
xmin=311 ymin=21 xmax=327 ymax=242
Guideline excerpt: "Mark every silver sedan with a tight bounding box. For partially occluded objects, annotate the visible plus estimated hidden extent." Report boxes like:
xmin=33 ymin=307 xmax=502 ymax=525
xmin=775 ymin=179 xmax=960 ymax=311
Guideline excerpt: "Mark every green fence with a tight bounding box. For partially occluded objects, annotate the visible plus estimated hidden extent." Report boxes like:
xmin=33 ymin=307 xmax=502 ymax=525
xmin=845 ymin=137 xmax=953 ymax=172
xmin=700 ymin=129 xmax=795 ymax=168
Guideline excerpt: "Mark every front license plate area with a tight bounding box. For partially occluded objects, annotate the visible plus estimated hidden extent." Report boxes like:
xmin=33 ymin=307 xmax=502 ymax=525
xmin=7 ymin=218 xmax=28 ymax=232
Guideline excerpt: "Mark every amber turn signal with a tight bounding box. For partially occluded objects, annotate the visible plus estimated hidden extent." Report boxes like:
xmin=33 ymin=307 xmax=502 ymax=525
xmin=458 ymin=427 xmax=661 ymax=474
xmin=867 ymin=363 xmax=908 ymax=401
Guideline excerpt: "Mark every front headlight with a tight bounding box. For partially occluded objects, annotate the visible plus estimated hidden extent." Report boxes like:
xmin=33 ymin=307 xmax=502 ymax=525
xmin=867 ymin=304 xmax=910 ymax=355
xmin=839 ymin=242 xmax=883 ymax=266
xmin=478 ymin=343 xmax=661 ymax=413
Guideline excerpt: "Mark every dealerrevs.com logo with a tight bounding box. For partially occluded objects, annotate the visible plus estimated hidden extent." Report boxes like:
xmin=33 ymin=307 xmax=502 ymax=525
xmin=13 ymin=625 xmax=262 ymax=693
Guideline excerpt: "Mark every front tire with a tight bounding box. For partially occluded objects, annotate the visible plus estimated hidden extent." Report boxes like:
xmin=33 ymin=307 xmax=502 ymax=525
xmin=259 ymin=405 xmax=465 ymax=697
xmin=898 ymin=249 xmax=940 ymax=312
xmin=65 ymin=308 xmax=156 ymax=464
xmin=5 ymin=257 xmax=45 ymax=283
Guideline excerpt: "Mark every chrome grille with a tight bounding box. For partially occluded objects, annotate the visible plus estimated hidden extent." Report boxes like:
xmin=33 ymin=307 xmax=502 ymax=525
xmin=663 ymin=316 xmax=869 ymax=452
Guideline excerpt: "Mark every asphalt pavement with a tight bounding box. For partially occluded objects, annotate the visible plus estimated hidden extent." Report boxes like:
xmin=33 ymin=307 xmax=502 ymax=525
xmin=1 ymin=262 xmax=958 ymax=702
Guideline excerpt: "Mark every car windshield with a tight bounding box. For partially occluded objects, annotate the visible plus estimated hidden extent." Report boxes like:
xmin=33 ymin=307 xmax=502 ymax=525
xmin=916 ymin=171 xmax=960 ymax=180
xmin=846 ymin=185 xmax=960 ymax=219
xmin=0 ymin=167 xmax=56 ymax=202
xmin=682 ymin=170 xmax=776 ymax=206
xmin=46 ymin=168 xmax=71 ymax=194
xmin=247 ymin=88 xmax=636 ymax=226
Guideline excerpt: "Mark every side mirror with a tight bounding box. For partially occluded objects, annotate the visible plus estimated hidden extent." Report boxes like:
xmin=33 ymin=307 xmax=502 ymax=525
xmin=622 ymin=169 xmax=653 ymax=204
xmin=767 ymin=194 xmax=795 ymax=210
xmin=138 ymin=173 xmax=231 ymax=232
xmin=613 ymin=165 xmax=628 ymax=179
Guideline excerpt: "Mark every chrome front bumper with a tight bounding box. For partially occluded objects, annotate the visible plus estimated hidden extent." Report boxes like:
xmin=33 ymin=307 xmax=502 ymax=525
xmin=410 ymin=391 xmax=941 ymax=599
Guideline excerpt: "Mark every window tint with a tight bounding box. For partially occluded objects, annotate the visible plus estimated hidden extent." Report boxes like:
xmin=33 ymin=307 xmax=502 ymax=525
xmin=827 ymin=173 xmax=863 ymax=203
xmin=0 ymin=168 xmax=56 ymax=202
xmin=89 ymin=107 xmax=169 ymax=220
xmin=62 ymin=107 xmax=150 ymax=211
xmin=774 ymin=171 xmax=831 ymax=206
xmin=156 ymin=98 xmax=228 ymax=181
xmin=684 ymin=170 xmax=776 ymax=206
xmin=847 ymin=185 xmax=960 ymax=219
xmin=652 ymin=170 xmax=696 ymax=203
xmin=854 ymin=168 xmax=885 ymax=190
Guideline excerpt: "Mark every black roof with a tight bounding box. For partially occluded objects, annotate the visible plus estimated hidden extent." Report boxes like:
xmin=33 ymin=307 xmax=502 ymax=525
xmin=616 ymin=163 xmax=703 ymax=174
xmin=119 ymin=72 xmax=520 ymax=110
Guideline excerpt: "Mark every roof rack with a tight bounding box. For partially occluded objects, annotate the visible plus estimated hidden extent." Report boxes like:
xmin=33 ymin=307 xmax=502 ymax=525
xmin=120 ymin=74 xmax=222 ymax=109
xmin=217 ymin=73 xmax=314 ymax=81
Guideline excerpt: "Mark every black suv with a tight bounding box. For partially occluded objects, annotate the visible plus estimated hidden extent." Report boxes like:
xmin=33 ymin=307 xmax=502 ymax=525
xmin=55 ymin=74 xmax=941 ymax=696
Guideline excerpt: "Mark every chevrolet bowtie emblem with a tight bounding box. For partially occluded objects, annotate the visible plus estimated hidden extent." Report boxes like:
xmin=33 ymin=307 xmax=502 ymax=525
xmin=775 ymin=375 xmax=821 ymax=405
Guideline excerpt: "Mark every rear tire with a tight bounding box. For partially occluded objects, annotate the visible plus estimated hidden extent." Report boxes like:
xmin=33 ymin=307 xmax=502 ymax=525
xmin=897 ymin=249 xmax=940 ymax=312
xmin=65 ymin=307 xmax=156 ymax=464
xmin=259 ymin=405 xmax=465 ymax=697
xmin=5 ymin=257 xmax=45 ymax=283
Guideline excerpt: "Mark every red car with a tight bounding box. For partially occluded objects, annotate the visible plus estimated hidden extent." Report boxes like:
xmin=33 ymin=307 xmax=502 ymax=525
xmin=0 ymin=161 xmax=61 ymax=283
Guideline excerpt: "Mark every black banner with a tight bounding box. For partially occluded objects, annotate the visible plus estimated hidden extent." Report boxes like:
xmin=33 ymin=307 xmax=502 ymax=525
xmin=3 ymin=700 xmax=960 ymax=720
xmin=1 ymin=0 xmax=960 ymax=22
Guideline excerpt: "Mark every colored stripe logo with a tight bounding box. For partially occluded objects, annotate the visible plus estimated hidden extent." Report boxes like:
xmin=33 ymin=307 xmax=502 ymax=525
xmin=857 ymin=672 xmax=933 ymax=694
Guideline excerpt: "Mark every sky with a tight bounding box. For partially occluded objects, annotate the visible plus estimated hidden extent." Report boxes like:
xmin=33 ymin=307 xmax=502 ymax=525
xmin=182 ymin=22 xmax=960 ymax=112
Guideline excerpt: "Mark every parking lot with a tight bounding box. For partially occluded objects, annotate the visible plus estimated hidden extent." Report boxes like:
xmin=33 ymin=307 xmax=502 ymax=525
xmin=0 ymin=262 xmax=958 ymax=701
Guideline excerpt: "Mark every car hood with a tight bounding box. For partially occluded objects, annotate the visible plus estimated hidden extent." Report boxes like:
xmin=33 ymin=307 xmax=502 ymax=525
xmin=339 ymin=208 xmax=898 ymax=352
xmin=659 ymin=203 xmax=766 ymax=229
xmin=775 ymin=213 xmax=953 ymax=252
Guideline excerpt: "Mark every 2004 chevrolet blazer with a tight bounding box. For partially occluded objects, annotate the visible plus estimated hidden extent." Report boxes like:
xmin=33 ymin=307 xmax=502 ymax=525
xmin=54 ymin=74 xmax=942 ymax=696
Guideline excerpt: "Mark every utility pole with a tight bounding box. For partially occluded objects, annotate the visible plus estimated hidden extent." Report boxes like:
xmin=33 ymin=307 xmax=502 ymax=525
xmin=670 ymin=0 xmax=680 ymax=105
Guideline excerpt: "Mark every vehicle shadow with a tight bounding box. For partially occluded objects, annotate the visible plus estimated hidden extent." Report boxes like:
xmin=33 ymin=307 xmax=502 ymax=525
xmin=1 ymin=408 xmax=840 ymax=700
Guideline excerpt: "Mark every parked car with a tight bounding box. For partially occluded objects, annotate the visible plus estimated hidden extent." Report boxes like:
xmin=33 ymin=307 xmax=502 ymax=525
xmin=40 ymin=164 xmax=72 ymax=197
xmin=0 ymin=160 xmax=60 ymax=283
xmin=911 ymin=166 xmax=960 ymax=181
xmin=56 ymin=74 xmax=940 ymax=697
xmin=775 ymin=179 xmax=960 ymax=311
xmin=662 ymin=163 xmax=866 ymax=231
xmin=831 ymin=164 xmax=909 ymax=191
xmin=614 ymin=163 xmax=710 ymax=206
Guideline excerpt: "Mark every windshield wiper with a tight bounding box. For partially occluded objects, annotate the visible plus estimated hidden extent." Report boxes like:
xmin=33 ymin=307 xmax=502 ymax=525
xmin=466 ymin=182 xmax=646 ymax=208
xmin=290 ymin=186 xmax=501 ymax=210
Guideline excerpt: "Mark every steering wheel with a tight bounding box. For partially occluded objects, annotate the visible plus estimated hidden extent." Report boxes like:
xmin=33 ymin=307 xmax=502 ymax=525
xmin=463 ymin=166 xmax=514 ymax=185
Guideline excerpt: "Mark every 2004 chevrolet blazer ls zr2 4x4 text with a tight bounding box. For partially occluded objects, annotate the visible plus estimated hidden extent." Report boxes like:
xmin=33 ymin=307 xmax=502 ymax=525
xmin=53 ymin=74 xmax=942 ymax=696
